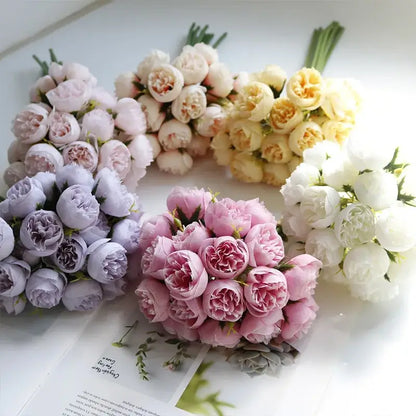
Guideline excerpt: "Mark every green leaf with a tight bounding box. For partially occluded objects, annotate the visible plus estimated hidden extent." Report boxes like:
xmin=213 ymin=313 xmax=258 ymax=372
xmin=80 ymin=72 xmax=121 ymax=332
xmin=188 ymin=205 xmax=202 ymax=223
xmin=111 ymin=341 xmax=126 ymax=348
xmin=165 ymin=338 xmax=181 ymax=345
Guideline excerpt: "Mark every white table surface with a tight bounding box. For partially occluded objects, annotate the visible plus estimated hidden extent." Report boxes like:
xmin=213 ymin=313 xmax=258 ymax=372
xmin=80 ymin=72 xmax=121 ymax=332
xmin=1 ymin=1 xmax=416 ymax=415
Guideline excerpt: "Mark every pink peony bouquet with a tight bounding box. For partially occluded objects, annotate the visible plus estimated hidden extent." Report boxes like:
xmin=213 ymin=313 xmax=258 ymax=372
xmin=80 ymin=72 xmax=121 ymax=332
xmin=0 ymin=164 xmax=142 ymax=315
xmin=134 ymin=187 xmax=322 ymax=374
xmin=5 ymin=50 xmax=154 ymax=191
xmin=114 ymin=24 xmax=234 ymax=175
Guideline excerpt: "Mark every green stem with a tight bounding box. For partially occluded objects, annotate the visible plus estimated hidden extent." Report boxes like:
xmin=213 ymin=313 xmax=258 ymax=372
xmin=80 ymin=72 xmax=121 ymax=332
xmin=303 ymin=21 xmax=345 ymax=73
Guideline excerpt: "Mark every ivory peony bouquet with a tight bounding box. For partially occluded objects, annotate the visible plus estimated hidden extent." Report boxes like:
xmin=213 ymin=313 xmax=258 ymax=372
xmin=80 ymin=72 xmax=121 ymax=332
xmin=114 ymin=24 xmax=234 ymax=175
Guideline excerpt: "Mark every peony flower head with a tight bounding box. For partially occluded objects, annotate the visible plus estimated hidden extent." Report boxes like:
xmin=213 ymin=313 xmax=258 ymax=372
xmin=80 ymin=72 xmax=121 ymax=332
xmin=353 ymin=170 xmax=398 ymax=211
xmin=171 ymin=85 xmax=207 ymax=124
xmin=29 ymin=75 xmax=56 ymax=103
xmin=253 ymin=64 xmax=287 ymax=92
xmin=48 ymin=110 xmax=80 ymax=145
xmin=260 ymin=133 xmax=292 ymax=164
xmin=137 ymin=49 xmax=170 ymax=83
xmin=46 ymin=78 xmax=91 ymax=112
xmin=305 ymin=228 xmax=344 ymax=268
xmin=230 ymin=152 xmax=263 ymax=184
xmin=245 ymin=223 xmax=284 ymax=267
xmin=62 ymin=141 xmax=98 ymax=172
xmin=280 ymin=297 xmax=318 ymax=342
xmin=374 ymin=206 xmax=416 ymax=252
xmin=51 ymin=234 xmax=87 ymax=273
xmin=114 ymin=98 xmax=147 ymax=136
xmin=156 ymin=150 xmax=193 ymax=175
xmin=167 ymin=186 xmax=212 ymax=221
xmin=334 ymin=203 xmax=375 ymax=248
xmin=62 ymin=279 xmax=103 ymax=311
xmin=79 ymin=211 xmax=110 ymax=245
xmin=135 ymin=278 xmax=170 ymax=322
xmin=173 ymin=45 xmax=209 ymax=85
xmin=147 ymin=64 xmax=184 ymax=103
xmin=280 ymin=162 xmax=321 ymax=206
xmin=56 ymin=184 xmax=100 ymax=230
xmin=0 ymin=294 xmax=26 ymax=315
xmin=198 ymin=319 xmax=241 ymax=348
xmin=194 ymin=43 xmax=218 ymax=65
xmin=203 ymin=62 xmax=234 ymax=98
xmin=55 ymin=163 xmax=94 ymax=191
xmin=12 ymin=103 xmax=50 ymax=144
xmin=168 ymin=297 xmax=207 ymax=329
xmin=202 ymin=279 xmax=245 ymax=322
xmin=235 ymin=81 xmax=274 ymax=122
xmin=284 ymin=254 xmax=322 ymax=301
xmin=199 ymin=236 xmax=249 ymax=279
xmin=211 ymin=131 xmax=234 ymax=166
xmin=244 ymin=267 xmax=289 ymax=316
xmin=24 ymin=143 xmax=64 ymax=176
xmin=114 ymin=72 xmax=138 ymax=99
xmin=141 ymin=235 xmax=174 ymax=280
xmin=111 ymin=219 xmax=141 ymax=254
xmin=300 ymin=186 xmax=341 ymax=229
xmin=204 ymin=197 xmax=252 ymax=237
xmin=25 ymin=268 xmax=67 ymax=309
xmin=229 ymin=119 xmax=263 ymax=152
xmin=0 ymin=218 xmax=14 ymax=261
xmin=81 ymin=108 xmax=114 ymax=142
xmin=87 ymin=240 xmax=128 ymax=284
xmin=94 ymin=168 xmax=134 ymax=217
xmin=6 ymin=176 xmax=46 ymax=218
xmin=289 ymin=121 xmax=324 ymax=156
xmin=138 ymin=95 xmax=166 ymax=132
xmin=164 ymin=250 xmax=208 ymax=301
xmin=158 ymin=119 xmax=192 ymax=150
xmin=0 ymin=256 xmax=30 ymax=298
xmin=8 ymin=140 xmax=31 ymax=164
xmin=98 ymin=140 xmax=131 ymax=180
xmin=20 ymin=209 xmax=64 ymax=256
xmin=286 ymin=68 xmax=323 ymax=111
xmin=193 ymin=104 xmax=227 ymax=138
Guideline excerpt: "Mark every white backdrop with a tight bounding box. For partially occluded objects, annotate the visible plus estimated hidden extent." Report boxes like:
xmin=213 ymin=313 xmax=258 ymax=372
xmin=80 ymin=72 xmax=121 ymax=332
xmin=0 ymin=1 xmax=415 ymax=415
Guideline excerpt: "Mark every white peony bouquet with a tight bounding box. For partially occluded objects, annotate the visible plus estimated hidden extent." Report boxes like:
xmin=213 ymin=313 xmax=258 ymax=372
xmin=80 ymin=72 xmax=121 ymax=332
xmin=280 ymin=137 xmax=416 ymax=302
xmin=114 ymin=23 xmax=233 ymax=175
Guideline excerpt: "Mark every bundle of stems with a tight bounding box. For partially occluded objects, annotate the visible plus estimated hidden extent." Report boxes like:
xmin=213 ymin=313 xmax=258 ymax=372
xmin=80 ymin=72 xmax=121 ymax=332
xmin=304 ymin=21 xmax=345 ymax=72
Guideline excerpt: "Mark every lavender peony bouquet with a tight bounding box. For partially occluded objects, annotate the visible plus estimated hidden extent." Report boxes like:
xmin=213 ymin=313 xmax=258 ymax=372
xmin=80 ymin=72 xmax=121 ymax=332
xmin=0 ymin=164 xmax=142 ymax=315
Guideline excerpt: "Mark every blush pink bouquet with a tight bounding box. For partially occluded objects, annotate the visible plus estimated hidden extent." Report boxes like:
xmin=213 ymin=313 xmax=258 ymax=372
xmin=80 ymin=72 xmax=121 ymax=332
xmin=5 ymin=50 xmax=153 ymax=191
xmin=134 ymin=186 xmax=322 ymax=375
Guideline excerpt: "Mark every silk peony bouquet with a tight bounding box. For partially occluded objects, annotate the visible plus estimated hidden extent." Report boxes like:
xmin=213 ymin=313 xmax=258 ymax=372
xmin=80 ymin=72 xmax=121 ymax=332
xmin=134 ymin=186 xmax=322 ymax=375
xmin=114 ymin=24 xmax=233 ymax=175
xmin=280 ymin=138 xmax=416 ymax=302
xmin=5 ymin=50 xmax=154 ymax=191
xmin=0 ymin=164 xmax=142 ymax=315
xmin=212 ymin=66 xmax=361 ymax=186
xmin=211 ymin=22 xmax=361 ymax=187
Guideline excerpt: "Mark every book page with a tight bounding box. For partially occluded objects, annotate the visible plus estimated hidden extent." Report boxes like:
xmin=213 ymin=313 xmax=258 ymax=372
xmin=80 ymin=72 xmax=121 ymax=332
xmin=18 ymin=294 xmax=208 ymax=416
